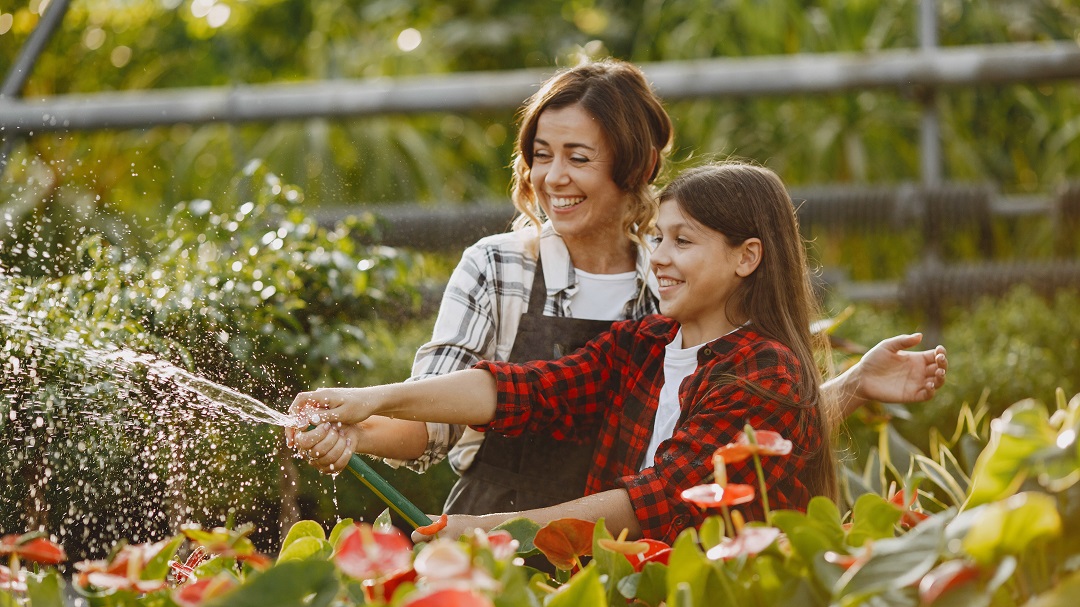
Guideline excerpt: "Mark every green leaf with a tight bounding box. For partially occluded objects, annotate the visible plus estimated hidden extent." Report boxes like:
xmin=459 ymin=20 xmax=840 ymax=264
xmin=328 ymin=518 xmax=355 ymax=549
xmin=492 ymin=517 xmax=542 ymax=557
xmin=281 ymin=520 xmax=327 ymax=552
xmin=25 ymin=571 xmax=66 ymax=607
xmin=967 ymin=399 xmax=1057 ymax=507
xmin=590 ymin=520 xmax=634 ymax=606
xmin=835 ymin=514 xmax=947 ymax=602
xmin=847 ymin=493 xmax=902 ymax=547
xmin=546 ymin=562 xmax=608 ymax=607
xmin=698 ymin=515 xmax=725 ymax=551
xmin=374 ymin=508 xmax=394 ymax=532
xmin=962 ymin=492 xmax=1062 ymax=566
xmin=666 ymin=530 xmax=739 ymax=606
xmin=143 ymin=534 xmax=185 ymax=581
xmin=636 ymin=562 xmax=669 ymax=607
xmin=276 ymin=536 xmax=332 ymax=563
xmin=203 ymin=560 xmax=338 ymax=607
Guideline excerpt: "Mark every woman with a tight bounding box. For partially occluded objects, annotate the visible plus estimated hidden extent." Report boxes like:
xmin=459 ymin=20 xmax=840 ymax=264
xmin=287 ymin=59 xmax=946 ymax=517
xmin=291 ymin=161 xmax=837 ymax=542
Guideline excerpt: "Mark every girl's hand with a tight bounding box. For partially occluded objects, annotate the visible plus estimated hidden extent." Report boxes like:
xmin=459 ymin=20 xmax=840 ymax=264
xmin=288 ymin=387 xmax=379 ymax=428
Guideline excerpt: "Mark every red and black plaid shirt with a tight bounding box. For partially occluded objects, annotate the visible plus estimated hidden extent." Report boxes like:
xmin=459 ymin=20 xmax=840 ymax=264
xmin=473 ymin=314 xmax=822 ymax=542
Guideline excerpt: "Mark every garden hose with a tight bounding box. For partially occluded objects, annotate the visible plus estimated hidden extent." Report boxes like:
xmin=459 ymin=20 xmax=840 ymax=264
xmin=306 ymin=425 xmax=433 ymax=530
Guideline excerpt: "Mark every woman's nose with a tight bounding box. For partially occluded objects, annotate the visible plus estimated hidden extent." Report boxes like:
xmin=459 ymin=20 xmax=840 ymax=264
xmin=545 ymin=157 xmax=570 ymax=186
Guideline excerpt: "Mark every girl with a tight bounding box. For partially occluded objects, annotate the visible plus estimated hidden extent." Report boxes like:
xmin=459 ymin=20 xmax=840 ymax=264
xmin=291 ymin=161 xmax=837 ymax=542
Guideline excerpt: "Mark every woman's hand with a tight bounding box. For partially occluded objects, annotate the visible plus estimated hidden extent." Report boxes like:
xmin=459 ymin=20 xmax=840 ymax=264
xmin=287 ymin=421 xmax=359 ymax=475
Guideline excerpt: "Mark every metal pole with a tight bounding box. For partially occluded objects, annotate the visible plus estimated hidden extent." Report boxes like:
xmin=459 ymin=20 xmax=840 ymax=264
xmin=919 ymin=0 xmax=942 ymax=185
xmin=0 ymin=0 xmax=73 ymax=175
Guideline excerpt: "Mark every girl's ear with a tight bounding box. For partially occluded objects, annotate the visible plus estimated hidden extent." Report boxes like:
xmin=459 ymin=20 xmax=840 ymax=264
xmin=735 ymin=238 xmax=763 ymax=277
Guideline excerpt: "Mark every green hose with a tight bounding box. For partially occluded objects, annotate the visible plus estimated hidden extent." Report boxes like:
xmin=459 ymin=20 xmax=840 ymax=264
xmin=307 ymin=426 xmax=433 ymax=529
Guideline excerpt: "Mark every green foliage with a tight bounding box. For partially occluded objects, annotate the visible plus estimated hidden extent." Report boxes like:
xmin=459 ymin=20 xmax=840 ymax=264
xmin=2 ymin=1 xmax=1079 ymax=268
xmin=0 ymin=165 xmax=425 ymax=559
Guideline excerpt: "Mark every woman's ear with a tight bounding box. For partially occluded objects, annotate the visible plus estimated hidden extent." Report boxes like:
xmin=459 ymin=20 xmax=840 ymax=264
xmin=735 ymin=238 xmax=763 ymax=277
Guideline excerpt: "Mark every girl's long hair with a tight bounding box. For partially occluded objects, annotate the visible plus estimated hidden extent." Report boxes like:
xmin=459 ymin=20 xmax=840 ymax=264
xmin=658 ymin=161 xmax=838 ymax=501
xmin=509 ymin=58 xmax=673 ymax=250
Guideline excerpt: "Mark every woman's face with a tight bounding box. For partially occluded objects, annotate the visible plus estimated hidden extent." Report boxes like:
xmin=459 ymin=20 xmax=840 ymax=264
xmin=529 ymin=104 xmax=631 ymax=245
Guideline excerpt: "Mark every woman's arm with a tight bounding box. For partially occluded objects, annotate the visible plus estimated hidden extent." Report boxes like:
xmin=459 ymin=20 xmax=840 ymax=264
xmin=413 ymin=488 xmax=641 ymax=543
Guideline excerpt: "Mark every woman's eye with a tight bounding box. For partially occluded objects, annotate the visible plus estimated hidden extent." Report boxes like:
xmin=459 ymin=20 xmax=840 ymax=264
xmin=648 ymin=234 xmax=663 ymax=246
xmin=570 ymin=155 xmax=590 ymax=164
xmin=533 ymin=150 xmax=552 ymax=162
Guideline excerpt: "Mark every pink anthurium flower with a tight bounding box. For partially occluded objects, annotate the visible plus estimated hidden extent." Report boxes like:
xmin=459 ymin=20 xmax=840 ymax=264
xmin=0 ymin=563 xmax=27 ymax=593
xmin=713 ymin=430 xmax=793 ymax=464
xmin=680 ymin=482 xmax=756 ymax=509
xmin=706 ymin=526 xmax=781 ymax=560
xmin=0 ymin=532 xmax=67 ymax=565
xmin=74 ymin=539 xmax=173 ymax=593
xmin=334 ymin=523 xmax=414 ymax=582
xmin=484 ymin=530 xmax=520 ymax=561
xmin=402 ymin=587 xmax=495 ymax=607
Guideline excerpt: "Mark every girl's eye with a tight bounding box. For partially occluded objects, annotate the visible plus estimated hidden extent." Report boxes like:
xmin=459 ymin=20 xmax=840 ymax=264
xmin=675 ymin=237 xmax=691 ymax=247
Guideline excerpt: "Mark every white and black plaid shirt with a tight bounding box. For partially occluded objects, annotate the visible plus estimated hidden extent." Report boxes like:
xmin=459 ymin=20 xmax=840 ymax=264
xmin=388 ymin=222 xmax=658 ymax=474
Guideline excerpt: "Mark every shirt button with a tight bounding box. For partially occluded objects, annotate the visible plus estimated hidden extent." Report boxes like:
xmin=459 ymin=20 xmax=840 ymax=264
xmin=702 ymin=348 xmax=713 ymax=356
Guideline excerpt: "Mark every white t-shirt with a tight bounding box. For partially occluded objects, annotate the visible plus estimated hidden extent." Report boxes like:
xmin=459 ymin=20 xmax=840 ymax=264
xmin=569 ymin=268 xmax=640 ymax=320
xmin=640 ymin=329 xmax=704 ymax=471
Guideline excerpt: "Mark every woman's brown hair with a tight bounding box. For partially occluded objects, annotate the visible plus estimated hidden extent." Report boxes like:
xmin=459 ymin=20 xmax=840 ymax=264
xmin=658 ymin=161 xmax=839 ymax=502
xmin=509 ymin=58 xmax=673 ymax=249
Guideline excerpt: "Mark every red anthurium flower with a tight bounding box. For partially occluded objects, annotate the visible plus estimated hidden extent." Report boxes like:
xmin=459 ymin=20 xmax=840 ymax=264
xmin=680 ymin=483 xmax=756 ymax=509
xmin=598 ymin=537 xmax=671 ymax=572
xmin=888 ymin=487 xmax=931 ymax=529
xmin=0 ymin=563 xmax=28 ymax=593
xmin=172 ymin=573 xmax=238 ymax=607
xmin=179 ymin=524 xmax=270 ymax=571
xmin=706 ymin=527 xmax=781 ymax=560
xmin=334 ymin=523 xmax=414 ymax=582
xmin=714 ymin=430 xmax=793 ymax=465
xmin=484 ymin=530 xmax=520 ymax=561
xmin=918 ymin=560 xmax=981 ymax=605
xmin=0 ymin=533 xmax=67 ymax=565
xmin=169 ymin=547 xmax=207 ymax=585
xmin=402 ymin=587 xmax=495 ymax=607
xmin=534 ymin=519 xmax=595 ymax=571
xmin=363 ymin=568 xmax=418 ymax=603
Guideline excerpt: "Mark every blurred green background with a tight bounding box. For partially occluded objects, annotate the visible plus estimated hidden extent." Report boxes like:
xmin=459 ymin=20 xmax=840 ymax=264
xmin=1 ymin=0 xmax=1078 ymax=559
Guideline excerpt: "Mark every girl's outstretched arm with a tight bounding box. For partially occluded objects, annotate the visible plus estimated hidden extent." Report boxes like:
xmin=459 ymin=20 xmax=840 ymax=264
xmin=825 ymin=333 xmax=948 ymax=416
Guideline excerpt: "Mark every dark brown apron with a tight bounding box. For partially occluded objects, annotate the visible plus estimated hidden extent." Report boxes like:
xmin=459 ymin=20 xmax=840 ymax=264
xmin=443 ymin=256 xmax=615 ymax=514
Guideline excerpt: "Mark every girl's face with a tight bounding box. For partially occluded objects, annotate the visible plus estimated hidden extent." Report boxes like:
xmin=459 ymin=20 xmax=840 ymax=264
xmin=651 ymin=199 xmax=760 ymax=347
xmin=529 ymin=104 xmax=631 ymax=246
